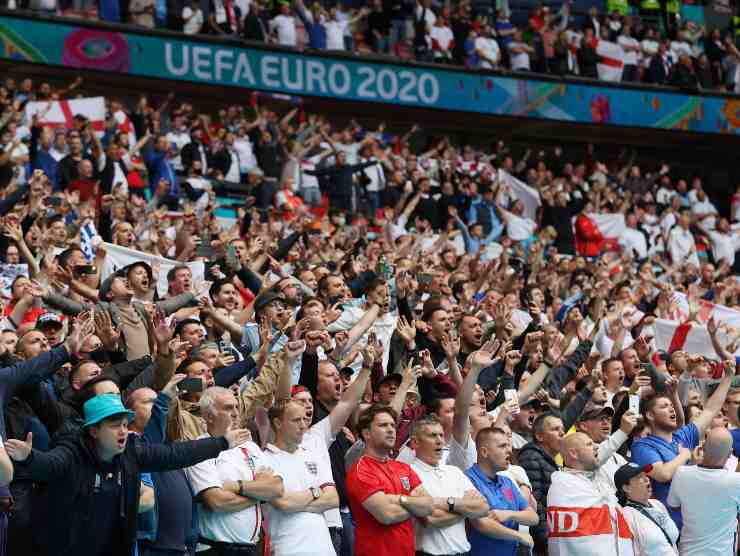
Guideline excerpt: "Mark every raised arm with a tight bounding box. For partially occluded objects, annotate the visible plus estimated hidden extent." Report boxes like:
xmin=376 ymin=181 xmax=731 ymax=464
xmin=345 ymin=304 xmax=380 ymax=349
xmin=453 ymin=350 xmax=489 ymax=447
xmin=693 ymin=360 xmax=735 ymax=435
xmin=329 ymin=359 xmax=372 ymax=437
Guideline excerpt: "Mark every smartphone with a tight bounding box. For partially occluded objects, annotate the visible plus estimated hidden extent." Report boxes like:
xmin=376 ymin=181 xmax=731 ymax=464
xmin=44 ymin=196 xmax=62 ymax=207
xmin=226 ymin=244 xmax=238 ymax=267
xmin=638 ymin=363 xmax=651 ymax=377
xmin=419 ymin=273 xmax=434 ymax=286
xmin=74 ymin=264 xmax=97 ymax=276
xmin=504 ymin=389 xmax=520 ymax=414
xmin=196 ymin=240 xmax=214 ymax=259
xmin=179 ymin=378 xmax=204 ymax=394
xmin=156 ymin=304 xmax=166 ymax=325
xmin=629 ymin=394 xmax=640 ymax=415
xmin=328 ymin=295 xmax=345 ymax=310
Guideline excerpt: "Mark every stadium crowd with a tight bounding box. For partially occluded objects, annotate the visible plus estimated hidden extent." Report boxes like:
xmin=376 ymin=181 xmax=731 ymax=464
xmin=8 ymin=0 xmax=740 ymax=92
xmin=0 ymin=72 xmax=739 ymax=556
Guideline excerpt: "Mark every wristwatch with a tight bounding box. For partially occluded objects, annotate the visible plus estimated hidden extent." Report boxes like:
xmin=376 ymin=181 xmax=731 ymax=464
xmin=399 ymin=495 xmax=409 ymax=507
xmin=447 ymin=497 xmax=456 ymax=513
xmin=310 ymin=487 xmax=321 ymax=500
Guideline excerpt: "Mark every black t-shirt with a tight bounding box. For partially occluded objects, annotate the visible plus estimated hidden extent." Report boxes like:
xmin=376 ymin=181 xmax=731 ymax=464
xmin=367 ymin=10 xmax=390 ymax=37
xmin=149 ymin=470 xmax=193 ymax=551
xmin=87 ymin=461 xmax=122 ymax=556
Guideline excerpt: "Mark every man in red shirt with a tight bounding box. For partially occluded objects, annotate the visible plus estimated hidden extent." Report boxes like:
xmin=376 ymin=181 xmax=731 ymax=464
xmin=346 ymin=405 xmax=438 ymax=556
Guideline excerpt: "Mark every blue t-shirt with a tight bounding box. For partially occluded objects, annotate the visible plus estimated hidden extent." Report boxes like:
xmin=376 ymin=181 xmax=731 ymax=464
xmin=731 ymin=428 xmax=740 ymax=458
xmin=630 ymin=422 xmax=699 ymax=530
xmin=465 ymin=464 xmax=528 ymax=556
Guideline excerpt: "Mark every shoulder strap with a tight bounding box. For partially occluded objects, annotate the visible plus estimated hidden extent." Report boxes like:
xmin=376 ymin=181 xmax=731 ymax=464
xmin=625 ymin=501 xmax=673 ymax=546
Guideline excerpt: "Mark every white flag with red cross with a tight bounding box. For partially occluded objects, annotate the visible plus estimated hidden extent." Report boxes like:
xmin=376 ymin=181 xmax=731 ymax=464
xmin=24 ymin=97 xmax=106 ymax=134
xmin=596 ymin=39 xmax=625 ymax=82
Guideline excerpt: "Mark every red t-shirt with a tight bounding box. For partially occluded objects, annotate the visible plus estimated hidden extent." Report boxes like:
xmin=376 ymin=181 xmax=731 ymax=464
xmin=346 ymin=455 xmax=422 ymax=556
xmin=4 ymin=304 xmax=45 ymax=325
xmin=68 ymin=178 xmax=98 ymax=203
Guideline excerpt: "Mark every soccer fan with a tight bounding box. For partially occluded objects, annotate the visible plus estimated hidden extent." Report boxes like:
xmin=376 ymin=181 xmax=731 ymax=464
xmin=466 ymin=427 xmax=538 ymax=554
xmin=631 ymin=359 xmax=734 ymax=529
xmin=408 ymin=415 xmax=489 ymax=555
xmin=346 ymin=405 xmax=437 ymax=556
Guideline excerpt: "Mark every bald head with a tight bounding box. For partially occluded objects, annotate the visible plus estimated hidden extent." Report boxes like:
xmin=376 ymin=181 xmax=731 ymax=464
xmin=561 ymin=432 xmax=598 ymax=471
xmin=703 ymin=427 xmax=733 ymax=466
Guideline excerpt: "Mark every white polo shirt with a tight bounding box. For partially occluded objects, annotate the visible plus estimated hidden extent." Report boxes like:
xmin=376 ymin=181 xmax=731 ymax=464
xmin=301 ymin=416 xmax=341 ymax=528
xmin=263 ymin=443 xmax=337 ymax=556
xmin=397 ymin=435 xmax=476 ymax=472
xmin=410 ymin=457 xmax=476 ymax=555
xmin=186 ymin=439 xmax=270 ymax=545
xmin=270 ymin=14 xmax=296 ymax=46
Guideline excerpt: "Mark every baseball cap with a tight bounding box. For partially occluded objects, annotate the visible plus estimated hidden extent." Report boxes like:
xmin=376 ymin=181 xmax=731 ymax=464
xmin=520 ymin=397 xmax=544 ymax=409
xmin=614 ymin=462 xmax=653 ymax=494
xmin=82 ymin=393 xmax=135 ymax=428
xmin=99 ymin=269 xmax=127 ymax=301
xmin=291 ymin=385 xmax=310 ymax=397
xmin=124 ymin=261 xmax=153 ymax=282
xmin=374 ymin=373 xmax=402 ymax=392
xmin=36 ymin=312 xmax=63 ymax=330
xmin=578 ymin=405 xmax=615 ymax=422
xmin=253 ymin=289 xmax=285 ymax=313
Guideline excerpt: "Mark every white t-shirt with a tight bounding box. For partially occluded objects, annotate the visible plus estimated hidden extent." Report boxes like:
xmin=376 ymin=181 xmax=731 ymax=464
xmin=186 ymin=440 xmax=270 ymax=545
xmin=270 ymin=14 xmax=297 ymax=46
xmin=182 ymin=6 xmax=203 ymax=34
xmin=327 ymin=307 xmax=397 ymax=371
xmin=668 ymin=226 xmax=699 ymax=268
xmin=263 ymin=443 xmax=337 ymax=556
xmin=691 ymin=198 xmax=718 ymax=230
xmin=410 ymin=457 xmax=476 ymax=555
xmin=619 ymin=227 xmax=648 ymax=259
xmin=508 ymin=41 xmax=530 ymax=70
xmin=667 ymin=465 xmax=740 ymax=556
xmin=301 ymin=416 xmax=341 ymax=528
xmin=430 ymin=25 xmax=454 ymax=55
xmin=671 ymin=40 xmax=692 ymax=59
xmin=707 ymin=228 xmax=740 ymax=267
xmin=165 ymin=130 xmax=191 ymax=171
xmin=233 ymin=135 xmax=257 ymax=173
xmin=360 ymin=158 xmax=385 ymax=192
xmin=641 ymin=39 xmax=659 ymax=67
xmin=415 ymin=3 xmax=436 ymax=28
xmin=621 ymin=500 xmax=679 ymax=556
xmin=618 ymin=35 xmax=640 ymax=65
xmin=475 ymin=36 xmax=500 ymax=69
xmin=326 ymin=19 xmax=348 ymax=50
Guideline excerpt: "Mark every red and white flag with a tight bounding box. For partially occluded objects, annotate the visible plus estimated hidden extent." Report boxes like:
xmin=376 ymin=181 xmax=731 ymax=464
xmin=587 ymin=213 xmax=626 ymax=238
xmin=498 ymin=169 xmax=541 ymax=221
xmin=671 ymin=292 xmax=740 ymax=329
xmin=112 ymin=109 xmax=137 ymax=149
xmin=573 ymin=213 xmax=624 ymax=257
xmin=547 ymin=470 xmax=634 ymax=556
xmin=654 ymin=318 xmax=740 ymax=359
xmin=596 ymin=40 xmax=625 ymax=82
xmin=24 ymin=97 xmax=106 ymax=134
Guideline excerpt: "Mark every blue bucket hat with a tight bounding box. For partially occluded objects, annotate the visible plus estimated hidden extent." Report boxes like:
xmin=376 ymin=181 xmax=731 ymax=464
xmin=83 ymin=393 xmax=135 ymax=428
xmin=556 ymin=291 xmax=584 ymax=327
